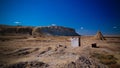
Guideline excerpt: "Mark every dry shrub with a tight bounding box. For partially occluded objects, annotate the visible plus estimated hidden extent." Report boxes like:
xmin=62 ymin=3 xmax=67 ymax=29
xmin=7 ymin=61 xmax=49 ymax=68
xmin=92 ymin=53 xmax=117 ymax=65
xmin=100 ymin=59 xmax=117 ymax=65
xmin=109 ymin=64 xmax=120 ymax=68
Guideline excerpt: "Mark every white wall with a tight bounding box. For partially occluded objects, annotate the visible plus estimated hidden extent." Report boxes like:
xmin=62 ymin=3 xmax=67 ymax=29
xmin=71 ymin=37 xmax=79 ymax=47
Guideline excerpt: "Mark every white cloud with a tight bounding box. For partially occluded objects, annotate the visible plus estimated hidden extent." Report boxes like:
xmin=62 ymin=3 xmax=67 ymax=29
xmin=113 ymin=26 xmax=117 ymax=29
xmin=80 ymin=27 xmax=84 ymax=30
xmin=14 ymin=21 xmax=21 ymax=24
xmin=51 ymin=24 xmax=56 ymax=26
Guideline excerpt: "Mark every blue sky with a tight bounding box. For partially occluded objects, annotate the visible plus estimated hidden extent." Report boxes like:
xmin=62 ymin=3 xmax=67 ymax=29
xmin=0 ymin=0 xmax=120 ymax=35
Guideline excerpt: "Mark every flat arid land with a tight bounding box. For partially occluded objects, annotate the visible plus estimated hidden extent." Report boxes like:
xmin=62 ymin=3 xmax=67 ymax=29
xmin=0 ymin=35 xmax=120 ymax=68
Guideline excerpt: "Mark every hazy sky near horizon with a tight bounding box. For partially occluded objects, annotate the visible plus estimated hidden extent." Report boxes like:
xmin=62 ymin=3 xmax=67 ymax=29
xmin=0 ymin=0 xmax=120 ymax=35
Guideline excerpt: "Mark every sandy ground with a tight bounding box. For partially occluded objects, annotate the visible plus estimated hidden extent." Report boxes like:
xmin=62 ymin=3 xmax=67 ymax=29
xmin=0 ymin=36 xmax=120 ymax=68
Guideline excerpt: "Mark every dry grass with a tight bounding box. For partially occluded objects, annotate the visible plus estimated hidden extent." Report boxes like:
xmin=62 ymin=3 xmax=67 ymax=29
xmin=92 ymin=53 xmax=117 ymax=64
xmin=0 ymin=36 xmax=120 ymax=68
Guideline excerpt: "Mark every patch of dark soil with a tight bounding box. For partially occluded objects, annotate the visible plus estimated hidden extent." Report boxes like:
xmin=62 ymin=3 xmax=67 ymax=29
xmin=0 ymin=64 xmax=5 ymax=68
xmin=15 ymin=48 xmax=31 ymax=53
xmin=6 ymin=61 xmax=49 ymax=68
xmin=40 ymin=51 xmax=47 ymax=54
xmin=34 ymin=48 xmax=40 ymax=51
xmin=17 ymin=51 xmax=30 ymax=56
xmin=47 ymin=47 xmax=52 ymax=51
xmin=6 ymin=48 xmax=31 ymax=56
xmin=109 ymin=64 xmax=120 ymax=68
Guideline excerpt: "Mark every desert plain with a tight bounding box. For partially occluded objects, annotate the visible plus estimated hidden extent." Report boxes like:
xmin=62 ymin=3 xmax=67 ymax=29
xmin=0 ymin=35 xmax=120 ymax=68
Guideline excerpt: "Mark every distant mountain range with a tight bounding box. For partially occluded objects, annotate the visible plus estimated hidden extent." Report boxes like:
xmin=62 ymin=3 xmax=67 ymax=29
xmin=0 ymin=24 xmax=80 ymax=36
